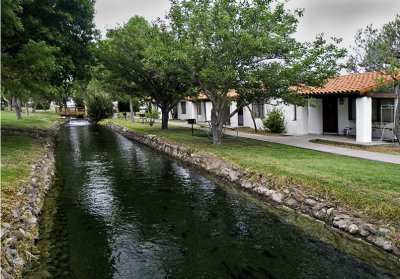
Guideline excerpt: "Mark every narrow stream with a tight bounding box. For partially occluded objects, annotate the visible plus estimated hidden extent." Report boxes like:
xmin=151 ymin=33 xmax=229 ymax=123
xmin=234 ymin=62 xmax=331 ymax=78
xmin=29 ymin=123 xmax=397 ymax=278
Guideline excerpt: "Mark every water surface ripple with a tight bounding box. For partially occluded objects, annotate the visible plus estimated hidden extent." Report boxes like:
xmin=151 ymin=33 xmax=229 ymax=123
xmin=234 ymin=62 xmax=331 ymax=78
xmin=30 ymin=124 xmax=396 ymax=278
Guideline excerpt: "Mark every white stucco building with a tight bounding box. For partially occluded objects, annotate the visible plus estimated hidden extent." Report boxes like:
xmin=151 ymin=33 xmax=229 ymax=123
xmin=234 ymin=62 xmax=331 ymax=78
xmin=176 ymin=72 xmax=397 ymax=143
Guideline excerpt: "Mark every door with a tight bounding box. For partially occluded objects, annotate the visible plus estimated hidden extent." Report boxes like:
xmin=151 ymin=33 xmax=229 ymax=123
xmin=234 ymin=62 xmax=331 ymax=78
xmin=238 ymin=107 xmax=244 ymax=126
xmin=323 ymin=97 xmax=338 ymax=133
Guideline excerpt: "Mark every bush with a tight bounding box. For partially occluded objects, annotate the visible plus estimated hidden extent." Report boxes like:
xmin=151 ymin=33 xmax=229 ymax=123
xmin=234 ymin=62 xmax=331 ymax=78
xmin=262 ymin=107 xmax=285 ymax=133
xmin=36 ymin=101 xmax=50 ymax=110
xmin=145 ymin=110 xmax=160 ymax=126
xmin=87 ymin=93 xmax=113 ymax=122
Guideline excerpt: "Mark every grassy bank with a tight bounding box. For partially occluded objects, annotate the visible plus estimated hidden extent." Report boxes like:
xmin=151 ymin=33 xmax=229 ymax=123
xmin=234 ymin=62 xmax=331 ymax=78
xmin=1 ymin=111 xmax=58 ymax=211
xmin=1 ymin=110 xmax=59 ymax=130
xmin=106 ymin=119 xmax=400 ymax=226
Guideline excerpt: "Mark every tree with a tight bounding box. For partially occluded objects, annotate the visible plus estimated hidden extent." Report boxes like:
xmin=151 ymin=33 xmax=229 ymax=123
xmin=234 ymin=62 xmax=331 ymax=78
xmin=348 ymin=15 xmax=400 ymax=143
xmin=2 ymin=39 xmax=59 ymax=119
xmin=98 ymin=16 xmax=194 ymax=130
xmin=1 ymin=0 xmax=97 ymax=119
xmin=168 ymin=0 xmax=346 ymax=144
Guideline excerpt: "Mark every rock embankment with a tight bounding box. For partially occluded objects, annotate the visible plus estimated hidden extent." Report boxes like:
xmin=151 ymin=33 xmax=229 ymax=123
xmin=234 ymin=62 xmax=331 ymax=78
xmin=104 ymin=122 xmax=400 ymax=260
xmin=1 ymin=124 xmax=59 ymax=279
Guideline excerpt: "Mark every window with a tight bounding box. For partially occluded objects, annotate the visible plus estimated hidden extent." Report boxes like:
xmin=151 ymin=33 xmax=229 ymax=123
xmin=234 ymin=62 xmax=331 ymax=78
xmin=348 ymin=98 xmax=356 ymax=121
xmin=293 ymin=105 xmax=297 ymax=121
xmin=180 ymin=101 xmax=186 ymax=114
xmin=252 ymin=103 xmax=264 ymax=118
xmin=372 ymin=98 xmax=395 ymax=122
xmin=196 ymin=102 xmax=202 ymax=115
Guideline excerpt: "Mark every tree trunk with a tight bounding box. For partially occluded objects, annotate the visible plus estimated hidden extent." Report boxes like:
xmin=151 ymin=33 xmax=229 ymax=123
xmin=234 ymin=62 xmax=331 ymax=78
xmin=25 ymin=103 xmax=30 ymax=116
xmin=63 ymin=100 xmax=68 ymax=115
xmin=32 ymin=101 xmax=37 ymax=113
xmin=8 ymin=98 xmax=13 ymax=111
xmin=129 ymin=97 xmax=134 ymax=122
xmin=210 ymin=103 xmax=226 ymax=144
xmin=394 ymin=82 xmax=400 ymax=145
xmin=12 ymin=96 xmax=22 ymax=119
xmin=246 ymin=105 xmax=258 ymax=133
xmin=161 ymin=107 xmax=169 ymax=130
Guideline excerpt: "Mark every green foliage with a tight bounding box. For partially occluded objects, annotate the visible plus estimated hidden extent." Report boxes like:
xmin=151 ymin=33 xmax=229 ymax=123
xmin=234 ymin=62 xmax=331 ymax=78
xmin=348 ymin=15 xmax=400 ymax=75
xmin=262 ymin=108 xmax=285 ymax=133
xmin=87 ymin=92 xmax=114 ymax=122
xmin=348 ymin=15 xmax=400 ymax=143
xmin=145 ymin=110 xmax=160 ymax=126
xmin=1 ymin=0 xmax=97 ymax=119
xmin=98 ymin=16 xmax=194 ymax=130
xmin=168 ymin=0 xmax=346 ymax=143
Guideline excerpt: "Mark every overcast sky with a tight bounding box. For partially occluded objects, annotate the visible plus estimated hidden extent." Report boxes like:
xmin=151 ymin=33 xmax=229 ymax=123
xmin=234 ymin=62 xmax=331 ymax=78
xmin=94 ymin=0 xmax=400 ymax=52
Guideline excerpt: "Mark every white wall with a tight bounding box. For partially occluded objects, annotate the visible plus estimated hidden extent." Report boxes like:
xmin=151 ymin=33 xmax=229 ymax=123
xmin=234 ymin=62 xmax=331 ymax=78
xmin=296 ymin=105 xmax=309 ymax=135
xmin=280 ymin=104 xmax=297 ymax=134
xmin=196 ymin=102 xmax=206 ymax=122
xmin=308 ymin=99 xmax=323 ymax=134
xmin=356 ymin=96 xmax=372 ymax=143
xmin=229 ymin=102 xmax=238 ymax=127
xmin=177 ymin=101 xmax=196 ymax=120
xmin=242 ymin=106 xmax=263 ymax=129
xmin=337 ymin=98 xmax=349 ymax=135
xmin=204 ymin=102 xmax=212 ymax=122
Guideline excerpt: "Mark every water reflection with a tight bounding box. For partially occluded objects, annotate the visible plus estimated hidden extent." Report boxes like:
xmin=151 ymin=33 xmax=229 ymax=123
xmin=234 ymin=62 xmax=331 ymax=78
xmin=30 ymin=124 xmax=398 ymax=279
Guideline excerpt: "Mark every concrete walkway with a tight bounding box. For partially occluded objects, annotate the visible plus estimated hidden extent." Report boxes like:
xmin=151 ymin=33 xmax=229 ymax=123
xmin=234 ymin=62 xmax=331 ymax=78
xmin=170 ymin=121 xmax=400 ymax=165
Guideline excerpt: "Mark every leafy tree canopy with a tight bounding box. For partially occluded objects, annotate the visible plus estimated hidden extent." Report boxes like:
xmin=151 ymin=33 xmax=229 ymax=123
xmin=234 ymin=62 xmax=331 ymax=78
xmin=98 ymin=16 xmax=195 ymax=130
xmin=348 ymin=15 xmax=400 ymax=142
xmin=1 ymin=0 xmax=97 ymax=118
xmin=167 ymin=0 xmax=346 ymax=144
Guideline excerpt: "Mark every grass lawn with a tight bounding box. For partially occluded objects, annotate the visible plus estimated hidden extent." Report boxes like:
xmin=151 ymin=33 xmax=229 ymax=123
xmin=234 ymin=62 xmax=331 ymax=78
xmin=1 ymin=110 xmax=59 ymax=130
xmin=1 ymin=110 xmax=58 ymax=213
xmin=106 ymin=119 xmax=400 ymax=226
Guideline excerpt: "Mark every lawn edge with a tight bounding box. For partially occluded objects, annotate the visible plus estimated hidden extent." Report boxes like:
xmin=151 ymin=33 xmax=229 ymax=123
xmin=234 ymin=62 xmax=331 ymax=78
xmin=1 ymin=122 xmax=60 ymax=279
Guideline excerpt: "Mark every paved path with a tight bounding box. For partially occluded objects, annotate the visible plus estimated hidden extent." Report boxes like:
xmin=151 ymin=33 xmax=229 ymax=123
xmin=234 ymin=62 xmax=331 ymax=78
xmin=170 ymin=121 xmax=400 ymax=165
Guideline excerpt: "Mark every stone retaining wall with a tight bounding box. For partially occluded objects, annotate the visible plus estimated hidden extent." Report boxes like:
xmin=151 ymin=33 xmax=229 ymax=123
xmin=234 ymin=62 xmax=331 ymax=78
xmin=105 ymin=122 xmax=400 ymax=260
xmin=1 ymin=123 xmax=59 ymax=279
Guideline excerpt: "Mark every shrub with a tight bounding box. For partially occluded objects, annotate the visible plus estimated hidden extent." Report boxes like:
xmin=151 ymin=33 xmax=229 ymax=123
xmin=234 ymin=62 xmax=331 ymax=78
xmin=87 ymin=93 xmax=114 ymax=122
xmin=262 ymin=107 xmax=285 ymax=133
xmin=145 ymin=110 xmax=160 ymax=126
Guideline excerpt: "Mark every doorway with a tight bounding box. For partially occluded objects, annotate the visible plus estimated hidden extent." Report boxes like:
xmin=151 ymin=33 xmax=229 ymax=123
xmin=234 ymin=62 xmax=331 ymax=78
xmin=238 ymin=107 xmax=244 ymax=126
xmin=323 ymin=97 xmax=338 ymax=133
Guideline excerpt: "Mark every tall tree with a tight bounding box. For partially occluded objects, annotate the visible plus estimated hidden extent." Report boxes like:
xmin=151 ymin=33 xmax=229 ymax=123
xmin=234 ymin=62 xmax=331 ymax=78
xmin=168 ymin=0 xmax=346 ymax=144
xmin=348 ymin=15 xmax=400 ymax=143
xmin=98 ymin=16 xmax=194 ymax=130
xmin=1 ymin=0 xmax=97 ymax=119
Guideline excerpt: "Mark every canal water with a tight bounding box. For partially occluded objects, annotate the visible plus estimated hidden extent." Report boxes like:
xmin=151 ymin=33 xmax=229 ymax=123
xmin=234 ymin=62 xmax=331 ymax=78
xmin=29 ymin=123 xmax=396 ymax=278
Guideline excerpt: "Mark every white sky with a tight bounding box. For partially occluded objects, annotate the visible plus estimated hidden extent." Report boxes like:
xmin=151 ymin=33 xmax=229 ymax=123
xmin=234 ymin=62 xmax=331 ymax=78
xmin=94 ymin=0 xmax=400 ymax=52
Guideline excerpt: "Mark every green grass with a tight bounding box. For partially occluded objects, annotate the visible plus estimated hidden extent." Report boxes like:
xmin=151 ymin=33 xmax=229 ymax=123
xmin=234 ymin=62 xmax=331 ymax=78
xmin=1 ymin=110 xmax=59 ymax=130
xmin=106 ymin=119 xmax=400 ymax=226
xmin=1 ymin=135 xmax=44 ymax=197
xmin=1 ymin=110 xmax=58 ymax=213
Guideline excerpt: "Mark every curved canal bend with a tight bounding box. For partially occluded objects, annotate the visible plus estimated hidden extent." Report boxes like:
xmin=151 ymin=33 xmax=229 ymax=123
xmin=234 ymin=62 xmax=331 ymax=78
xmin=29 ymin=122 xmax=396 ymax=278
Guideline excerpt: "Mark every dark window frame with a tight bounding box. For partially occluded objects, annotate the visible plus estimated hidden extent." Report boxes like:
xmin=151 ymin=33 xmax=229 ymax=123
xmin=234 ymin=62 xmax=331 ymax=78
xmin=196 ymin=102 xmax=202 ymax=115
xmin=180 ymin=101 xmax=186 ymax=114
xmin=252 ymin=103 xmax=264 ymax=118
xmin=373 ymin=98 xmax=395 ymax=122
xmin=348 ymin=98 xmax=356 ymax=121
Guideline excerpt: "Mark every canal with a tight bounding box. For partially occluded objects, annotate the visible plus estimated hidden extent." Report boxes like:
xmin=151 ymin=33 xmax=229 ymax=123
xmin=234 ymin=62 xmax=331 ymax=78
xmin=29 ymin=122 xmax=396 ymax=278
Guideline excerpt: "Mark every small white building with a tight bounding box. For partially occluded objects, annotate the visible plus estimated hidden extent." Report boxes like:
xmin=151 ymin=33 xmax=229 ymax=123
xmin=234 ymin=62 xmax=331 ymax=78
xmin=176 ymin=72 xmax=397 ymax=143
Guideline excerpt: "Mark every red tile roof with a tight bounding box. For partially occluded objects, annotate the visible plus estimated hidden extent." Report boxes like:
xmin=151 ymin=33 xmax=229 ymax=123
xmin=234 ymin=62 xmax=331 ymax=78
xmin=197 ymin=90 xmax=238 ymax=100
xmin=297 ymin=72 xmax=397 ymax=96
